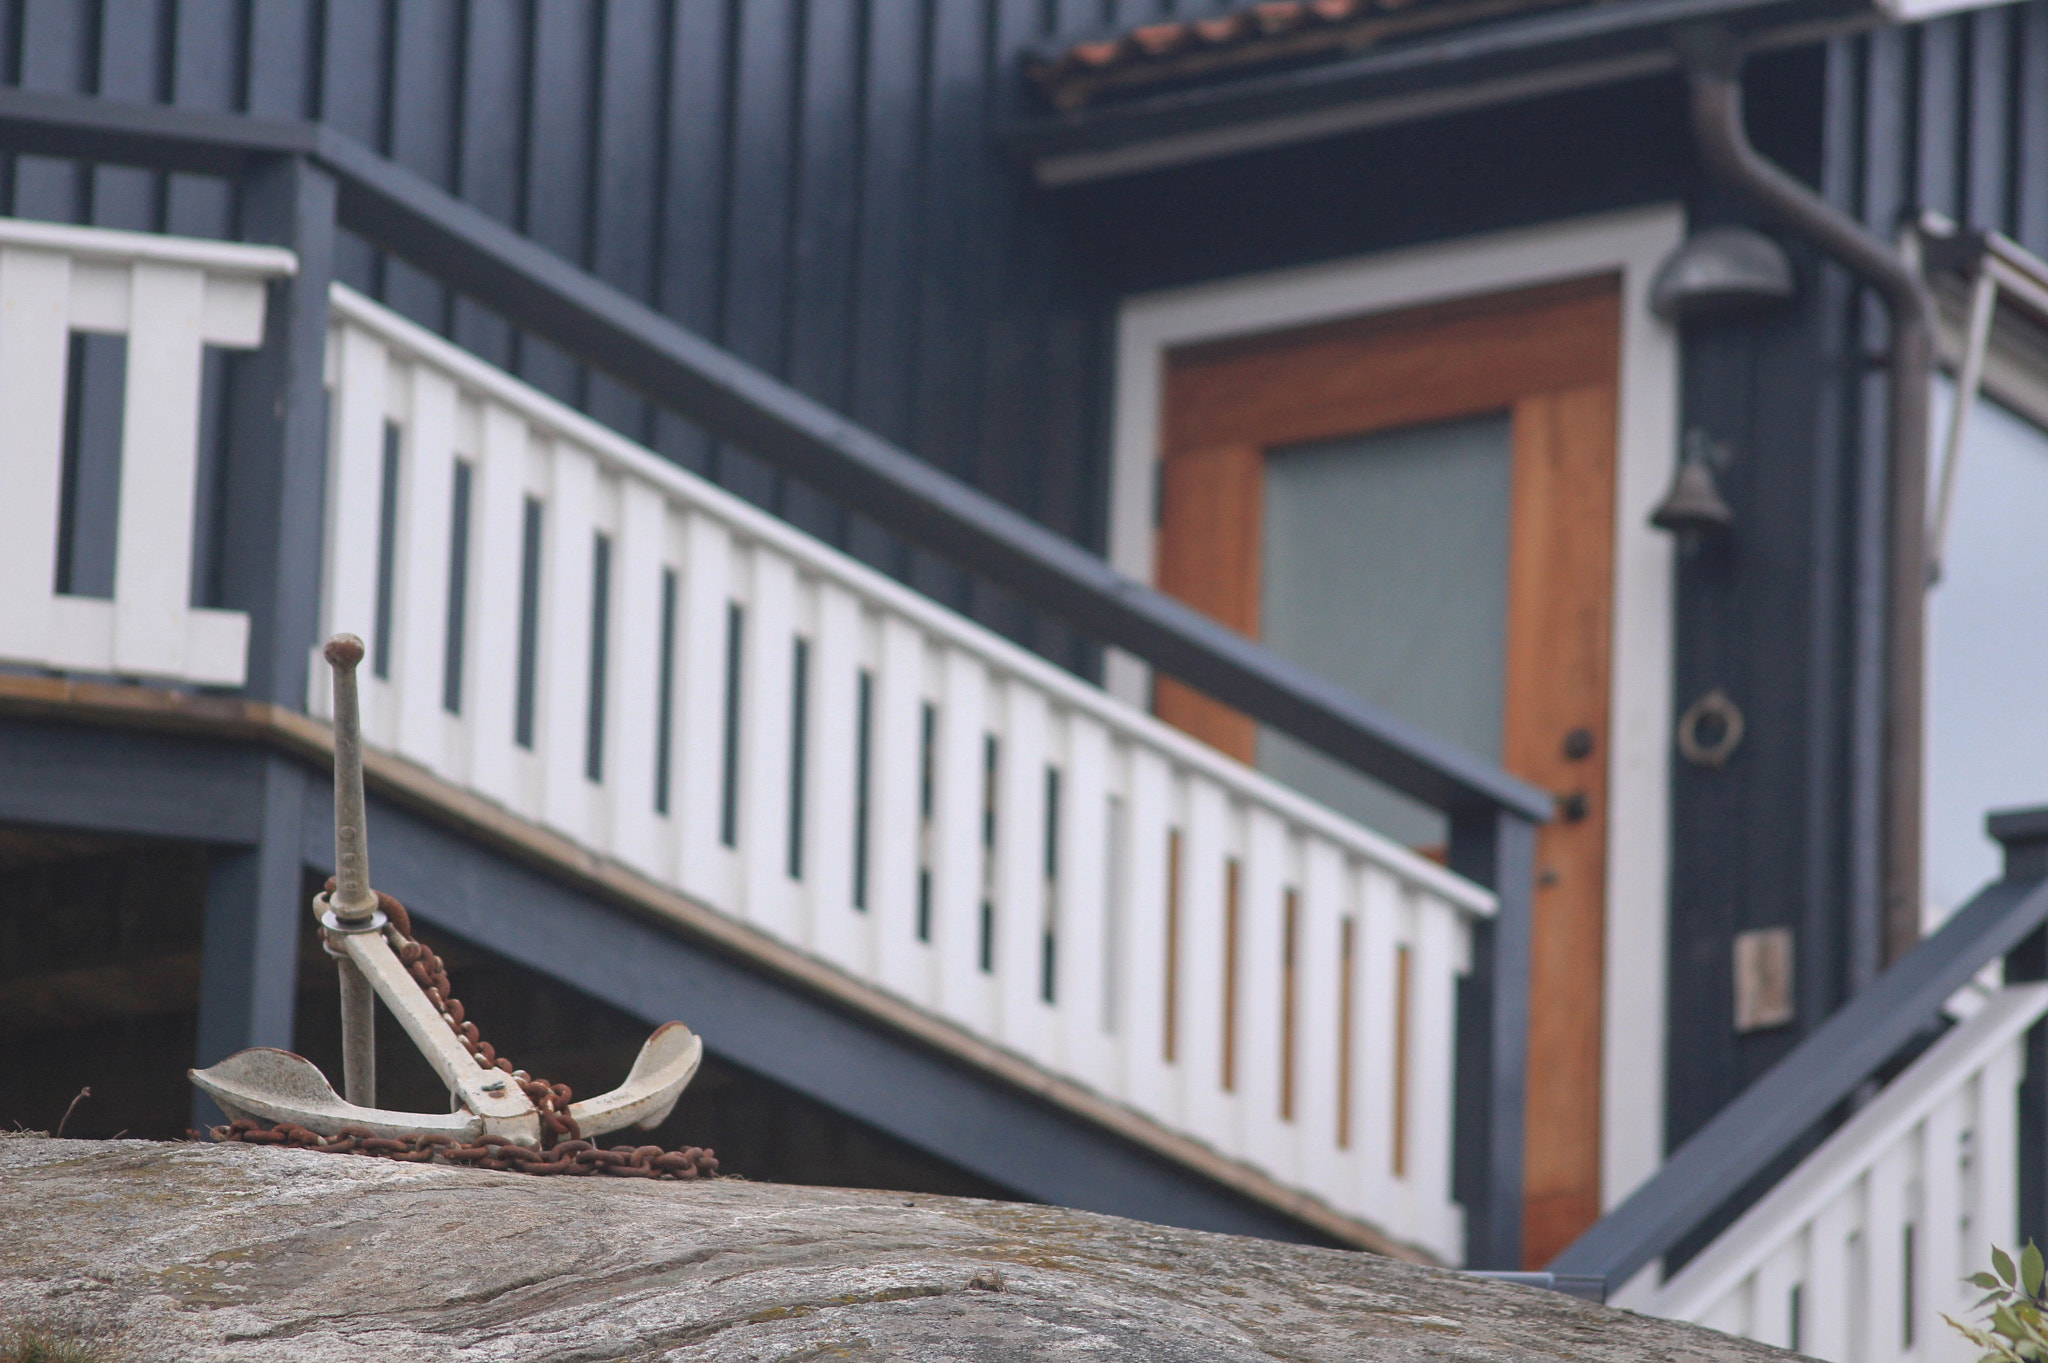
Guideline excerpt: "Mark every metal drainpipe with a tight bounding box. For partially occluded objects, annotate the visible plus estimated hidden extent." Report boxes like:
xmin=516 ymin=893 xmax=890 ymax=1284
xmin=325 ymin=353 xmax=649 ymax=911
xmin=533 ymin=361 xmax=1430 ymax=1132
xmin=1679 ymin=28 xmax=1935 ymax=977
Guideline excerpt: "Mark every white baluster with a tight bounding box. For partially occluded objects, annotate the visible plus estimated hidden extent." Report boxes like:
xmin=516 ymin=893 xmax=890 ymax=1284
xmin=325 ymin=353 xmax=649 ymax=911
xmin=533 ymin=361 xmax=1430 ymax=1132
xmin=1410 ymin=887 xmax=1465 ymax=1263
xmin=606 ymin=479 xmax=667 ymax=873
xmin=536 ymin=441 xmax=596 ymax=840
xmin=1180 ymin=775 xmax=1233 ymax=1140
xmin=804 ymin=579 xmax=862 ymax=965
xmin=1237 ymin=806 xmax=1289 ymax=1172
xmin=1294 ymin=834 xmax=1346 ymax=1208
xmin=1119 ymin=745 xmax=1175 ymax=1116
xmin=0 ymin=246 xmax=71 ymax=669
xmin=465 ymin=401 xmax=529 ymax=808
xmin=393 ymin=364 xmax=457 ymax=773
xmin=869 ymin=613 xmax=927 ymax=998
xmin=109 ymin=262 xmax=207 ymax=679
xmin=736 ymin=546 xmax=797 ymax=937
xmin=673 ymin=508 xmax=733 ymax=909
xmin=1353 ymin=862 xmax=1403 ymax=1228
xmin=931 ymin=646 xmax=992 ymax=1028
xmin=324 ymin=323 xmax=388 ymax=680
xmin=1055 ymin=711 xmax=1111 ymax=1088
xmin=992 ymin=677 xmax=1049 ymax=1056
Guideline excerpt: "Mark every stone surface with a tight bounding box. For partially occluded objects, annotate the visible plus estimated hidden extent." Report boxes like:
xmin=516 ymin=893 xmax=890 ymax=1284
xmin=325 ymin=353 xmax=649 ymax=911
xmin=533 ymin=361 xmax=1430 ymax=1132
xmin=0 ymin=1134 xmax=1789 ymax=1362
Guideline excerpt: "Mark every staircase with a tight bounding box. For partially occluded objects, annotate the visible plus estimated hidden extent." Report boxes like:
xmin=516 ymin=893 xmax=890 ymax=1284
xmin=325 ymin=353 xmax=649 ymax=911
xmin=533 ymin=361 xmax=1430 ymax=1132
xmin=1555 ymin=806 xmax=2048 ymax=1353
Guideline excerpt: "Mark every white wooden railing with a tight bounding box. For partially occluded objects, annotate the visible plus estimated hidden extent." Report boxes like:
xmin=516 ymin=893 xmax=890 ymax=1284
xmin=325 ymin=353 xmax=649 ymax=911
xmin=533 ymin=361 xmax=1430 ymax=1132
xmin=316 ymin=282 xmax=1493 ymax=1262
xmin=1621 ymin=982 xmax=2048 ymax=1362
xmin=0 ymin=218 xmax=293 ymax=686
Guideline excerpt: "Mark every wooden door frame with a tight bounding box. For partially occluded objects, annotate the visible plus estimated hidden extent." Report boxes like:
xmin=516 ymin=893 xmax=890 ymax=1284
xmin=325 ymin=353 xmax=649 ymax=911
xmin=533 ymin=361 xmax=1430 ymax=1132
xmin=1108 ymin=207 xmax=1683 ymax=1254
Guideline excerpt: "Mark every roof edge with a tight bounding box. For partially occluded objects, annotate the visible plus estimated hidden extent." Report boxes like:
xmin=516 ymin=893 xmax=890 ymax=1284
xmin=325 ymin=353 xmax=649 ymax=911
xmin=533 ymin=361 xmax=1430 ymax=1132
xmin=1006 ymin=0 xmax=1882 ymax=186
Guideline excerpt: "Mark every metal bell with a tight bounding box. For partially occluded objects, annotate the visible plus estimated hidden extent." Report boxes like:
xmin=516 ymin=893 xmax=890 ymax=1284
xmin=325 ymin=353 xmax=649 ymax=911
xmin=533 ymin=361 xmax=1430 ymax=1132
xmin=1651 ymin=442 xmax=1734 ymax=536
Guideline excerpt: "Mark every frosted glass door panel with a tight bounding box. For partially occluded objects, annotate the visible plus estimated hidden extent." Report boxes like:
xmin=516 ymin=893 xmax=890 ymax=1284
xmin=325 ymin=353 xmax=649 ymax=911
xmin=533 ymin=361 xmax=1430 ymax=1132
xmin=1925 ymin=385 xmax=2048 ymax=922
xmin=1258 ymin=413 xmax=1513 ymax=847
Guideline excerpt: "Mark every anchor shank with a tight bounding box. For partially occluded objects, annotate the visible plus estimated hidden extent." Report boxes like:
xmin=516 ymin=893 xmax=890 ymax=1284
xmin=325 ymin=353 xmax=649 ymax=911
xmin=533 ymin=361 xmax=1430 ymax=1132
xmin=325 ymin=635 xmax=378 ymax=924
xmin=336 ymin=955 xmax=376 ymax=1108
xmin=333 ymin=927 xmax=539 ymax=1142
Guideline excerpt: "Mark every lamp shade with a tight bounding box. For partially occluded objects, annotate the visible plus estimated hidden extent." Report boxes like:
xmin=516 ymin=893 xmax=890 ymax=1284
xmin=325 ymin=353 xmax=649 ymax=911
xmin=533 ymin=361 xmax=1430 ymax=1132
xmin=1650 ymin=227 xmax=1795 ymax=320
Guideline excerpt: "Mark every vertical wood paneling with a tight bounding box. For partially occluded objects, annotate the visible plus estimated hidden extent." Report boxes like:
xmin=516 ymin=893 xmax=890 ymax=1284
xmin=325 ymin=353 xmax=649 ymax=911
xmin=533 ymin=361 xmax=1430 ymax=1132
xmin=781 ymin=0 xmax=861 ymax=543
xmin=245 ymin=0 xmax=318 ymax=120
xmin=91 ymin=0 xmax=165 ymax=229
xmin=651 ymin=0 xmax=732 ymax=478
xmin=520 ymin=0 xmax=598 ymax=403
xmin=2017 ymin=4 xmax=2048 ymax=256
xmin=452 ymin=1 xmax=528 ymax=369
xmin=585 ymin=0 xmax=667 ymax=444
xmin=384 ymin=0 xmax=465 ymax=329
xmin=849 ymin=0 xmax=926 ymax=459
xmin=319 ymin=0 xmax=391 ymax=287
xmin=718 ymin=0 xmax=799 ymax=511
xmin=12 ymin=0 xmax=90 ymax=220
xmin=2 ymin=0 xmax=1116 ymax=683
xmin=1965 ymin=8 xmax=2011 ymax=232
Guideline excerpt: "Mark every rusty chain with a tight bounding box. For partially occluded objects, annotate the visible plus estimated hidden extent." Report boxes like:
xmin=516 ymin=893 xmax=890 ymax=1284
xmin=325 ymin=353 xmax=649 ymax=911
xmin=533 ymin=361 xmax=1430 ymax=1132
xmin=206 ymin=885 xmax=719 ymax=1181
xmin=209 ymin=1119 xmax=719 ymax=1178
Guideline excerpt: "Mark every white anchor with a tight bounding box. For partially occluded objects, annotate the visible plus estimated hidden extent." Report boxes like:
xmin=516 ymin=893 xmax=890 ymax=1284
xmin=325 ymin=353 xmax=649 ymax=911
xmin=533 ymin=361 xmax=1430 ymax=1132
xmin=190 ymin=634 xmax=702 ymax=1147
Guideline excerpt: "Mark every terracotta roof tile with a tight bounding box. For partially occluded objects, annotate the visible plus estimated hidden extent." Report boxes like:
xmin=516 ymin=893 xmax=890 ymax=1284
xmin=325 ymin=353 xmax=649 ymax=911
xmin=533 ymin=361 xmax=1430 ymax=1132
xmin=1025 ymin=0 xmax=1586 ymax=112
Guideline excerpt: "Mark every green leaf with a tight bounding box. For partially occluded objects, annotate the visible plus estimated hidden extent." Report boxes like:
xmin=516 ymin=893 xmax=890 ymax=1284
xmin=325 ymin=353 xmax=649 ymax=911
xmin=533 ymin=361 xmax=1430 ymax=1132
xmin=1997 ymin=1305 xmax=2025 ymax=1340
xmin=1984 ymin=1274 xmax=2015 ymax=1291
xmin=1998 ymin=1248 xmax=2019 ymax=1288
xmin=2025 ymin=1243 xmax=2044 ymax=1298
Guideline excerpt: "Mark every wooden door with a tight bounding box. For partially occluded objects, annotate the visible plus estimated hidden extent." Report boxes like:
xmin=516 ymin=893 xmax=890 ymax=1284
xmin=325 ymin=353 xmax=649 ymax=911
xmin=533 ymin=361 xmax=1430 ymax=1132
xmin=1155 ymin=276 xmax=1620 ymax=1267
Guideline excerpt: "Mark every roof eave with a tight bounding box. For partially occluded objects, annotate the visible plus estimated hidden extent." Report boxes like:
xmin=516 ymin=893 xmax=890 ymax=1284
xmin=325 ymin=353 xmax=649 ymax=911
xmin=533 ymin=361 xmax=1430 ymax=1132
xmin=1006 ymin=0 xmax=1885 ymax=187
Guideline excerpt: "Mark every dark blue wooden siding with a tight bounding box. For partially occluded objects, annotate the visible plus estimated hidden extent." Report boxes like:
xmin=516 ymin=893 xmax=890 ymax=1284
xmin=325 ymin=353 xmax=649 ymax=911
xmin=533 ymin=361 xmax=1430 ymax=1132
xmin=1664 ymin=1 xmax=2048 ymax=1172
xmin=0 ymin=0 xmax=1247 ymax=671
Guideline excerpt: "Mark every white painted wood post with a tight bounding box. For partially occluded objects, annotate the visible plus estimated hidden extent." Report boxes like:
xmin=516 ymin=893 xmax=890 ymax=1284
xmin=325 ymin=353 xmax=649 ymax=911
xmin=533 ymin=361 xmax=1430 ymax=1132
xmin=0 ymin=247 xmax=72 ymax=667
xmin=110 ymin=261 xmax=208 ymax=679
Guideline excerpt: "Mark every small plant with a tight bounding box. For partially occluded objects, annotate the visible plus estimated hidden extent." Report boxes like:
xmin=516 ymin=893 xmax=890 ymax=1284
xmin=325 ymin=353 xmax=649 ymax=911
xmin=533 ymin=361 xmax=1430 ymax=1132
xmin=1948 ymin=1242 xmax=2048 ymax=1362
xmin=0 ymin=1320 xmax=117 ymax=1363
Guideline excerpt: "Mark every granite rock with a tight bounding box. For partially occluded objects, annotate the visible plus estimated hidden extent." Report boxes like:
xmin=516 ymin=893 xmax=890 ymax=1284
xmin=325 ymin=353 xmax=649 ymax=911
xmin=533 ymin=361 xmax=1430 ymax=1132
xmin=0 ymin=1134 xmax=1789 ymax=1362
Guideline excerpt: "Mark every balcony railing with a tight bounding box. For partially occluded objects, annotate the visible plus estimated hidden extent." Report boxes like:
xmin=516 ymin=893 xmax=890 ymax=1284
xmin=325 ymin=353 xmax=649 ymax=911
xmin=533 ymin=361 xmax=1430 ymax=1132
xmin=1627 ymin=983 xmax=2045 ymax=1359
xmin=313 ymin=282 xmax=1490 ymax=1262
xmin=0 ymin=217 xmax=293 ymax=685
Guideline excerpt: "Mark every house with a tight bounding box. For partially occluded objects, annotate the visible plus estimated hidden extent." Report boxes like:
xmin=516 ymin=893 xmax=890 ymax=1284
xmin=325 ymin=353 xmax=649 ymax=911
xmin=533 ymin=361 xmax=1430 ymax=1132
xmin=0 ymin=0 xmax=2045 ymax=1351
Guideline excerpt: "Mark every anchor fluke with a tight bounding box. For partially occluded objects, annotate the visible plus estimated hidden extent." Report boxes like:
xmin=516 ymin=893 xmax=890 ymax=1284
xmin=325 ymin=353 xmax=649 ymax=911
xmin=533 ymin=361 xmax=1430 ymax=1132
xmin=191 ymin=1048 xmax=484 ymax=1141
xmin=568 ymin=1022 xmax=704 ymax=1136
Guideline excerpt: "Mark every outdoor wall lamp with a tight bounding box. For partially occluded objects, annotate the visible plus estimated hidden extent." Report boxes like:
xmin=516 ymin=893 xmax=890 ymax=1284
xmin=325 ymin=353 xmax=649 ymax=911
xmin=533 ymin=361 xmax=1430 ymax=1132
xmin=1650 ymin=225 xmax=1796 ymax=321
xmin=1651 ymin=428 xmax=1735 ymax=538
